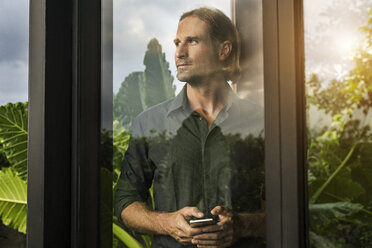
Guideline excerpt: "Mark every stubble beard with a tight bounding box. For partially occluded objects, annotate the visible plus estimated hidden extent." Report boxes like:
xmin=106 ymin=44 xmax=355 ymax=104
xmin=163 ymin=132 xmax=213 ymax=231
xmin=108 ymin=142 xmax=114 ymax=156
xmin=176 ymin=68 xmax=217 ymax=87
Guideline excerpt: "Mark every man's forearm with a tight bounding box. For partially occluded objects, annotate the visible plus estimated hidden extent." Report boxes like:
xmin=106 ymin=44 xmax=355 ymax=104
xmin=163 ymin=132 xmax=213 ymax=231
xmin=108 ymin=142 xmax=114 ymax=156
xmin=235 ymin=211 xmax=266 ymax=238
xmin=121 ymin=201 xmax=170 ymax=235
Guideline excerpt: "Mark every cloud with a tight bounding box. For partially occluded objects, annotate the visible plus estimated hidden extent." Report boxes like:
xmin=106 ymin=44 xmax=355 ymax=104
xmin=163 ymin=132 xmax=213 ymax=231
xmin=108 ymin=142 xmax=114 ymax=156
xmin=0 ymin=61 xmax=28 ymax=105
xmin=0 ymin=1 xmax=29 ymax=104
xmin=0 ymin=1 xmax=29 ymax=63
xmin=304 ymin=0 xmax=372 ymax=82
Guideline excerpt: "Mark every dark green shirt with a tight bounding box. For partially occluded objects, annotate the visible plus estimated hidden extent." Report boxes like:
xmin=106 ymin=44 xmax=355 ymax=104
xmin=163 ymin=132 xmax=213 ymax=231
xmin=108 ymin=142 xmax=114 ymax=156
xmin=114 ymin=84 xmax=265 ymax=248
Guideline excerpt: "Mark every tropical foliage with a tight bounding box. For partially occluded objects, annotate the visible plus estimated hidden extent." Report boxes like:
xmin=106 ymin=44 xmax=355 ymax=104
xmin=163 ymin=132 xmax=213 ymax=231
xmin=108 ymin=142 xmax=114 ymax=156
xmin=114 ymin=38 xmax=176 ymax=130
xmin=112 ymin=38 xmax=176 ymax=247
xmin=0 ymin=102 xmax=28 ymax=234
xmin=306 ymin=8 xmax=372 ymax=247
xmin=0 ymin=103 xmax=28 ymax=180
xmin=0 ymin=168 xmax=27 ymax=234
xmin=0 ymin=38 xmax=174 ymax=247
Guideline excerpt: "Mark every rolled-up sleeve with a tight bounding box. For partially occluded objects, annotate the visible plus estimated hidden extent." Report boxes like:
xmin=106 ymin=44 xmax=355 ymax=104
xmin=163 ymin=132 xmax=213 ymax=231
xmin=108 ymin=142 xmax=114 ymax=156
xmin=114 ymin=116 xmax=154 ymax=221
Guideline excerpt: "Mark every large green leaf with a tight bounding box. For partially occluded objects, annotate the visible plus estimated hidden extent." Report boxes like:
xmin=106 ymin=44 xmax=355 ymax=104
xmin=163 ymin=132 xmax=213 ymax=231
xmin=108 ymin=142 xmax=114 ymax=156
xmin=113 ymin=223 xmax=143 ymax=248
xmin=309 ymin=231 xmax=337 ymax=248
xmin=309 ymin=202 xmax=363 ymax=228
xmin=114 ymin=72 xmax=147 ymax=129
xmin=101 ymin=167 xmax=113 ymax=248
xmin=0 ymin=102 xmax=28 ymax=180
xmin=0 ymin=168 xmax=27 ymax=234
xmin=309 ymin=202 xmax=369 ymax=246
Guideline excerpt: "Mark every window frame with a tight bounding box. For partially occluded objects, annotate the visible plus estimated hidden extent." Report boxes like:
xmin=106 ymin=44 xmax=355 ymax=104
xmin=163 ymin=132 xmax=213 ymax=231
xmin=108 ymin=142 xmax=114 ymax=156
xmin=27 ymin=0 xmax=307 ymax=247
xmin=28 ymin=0 xmax=112 ymax=247
xmin=261 ymin=0 xmax=308 ymax=247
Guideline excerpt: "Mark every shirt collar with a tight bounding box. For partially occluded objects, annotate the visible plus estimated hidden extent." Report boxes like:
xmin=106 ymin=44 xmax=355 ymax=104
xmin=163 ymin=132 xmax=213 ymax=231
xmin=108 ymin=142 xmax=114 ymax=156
xmin=167 ymin=84 xmax=189 ymax=117
xmin=166 ymin=83 xmax=239 ymax=117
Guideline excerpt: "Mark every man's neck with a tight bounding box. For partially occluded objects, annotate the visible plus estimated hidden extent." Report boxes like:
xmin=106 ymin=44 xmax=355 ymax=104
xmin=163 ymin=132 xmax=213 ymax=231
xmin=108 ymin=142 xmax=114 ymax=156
xmin=186 ymin=79 xmax=229 ymax=123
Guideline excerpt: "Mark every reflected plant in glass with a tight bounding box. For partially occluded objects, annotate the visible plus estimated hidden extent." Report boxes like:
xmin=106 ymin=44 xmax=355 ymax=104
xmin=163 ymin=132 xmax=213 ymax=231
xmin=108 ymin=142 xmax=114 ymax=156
xmin=112 ymin=38 xmax=175 ymax=248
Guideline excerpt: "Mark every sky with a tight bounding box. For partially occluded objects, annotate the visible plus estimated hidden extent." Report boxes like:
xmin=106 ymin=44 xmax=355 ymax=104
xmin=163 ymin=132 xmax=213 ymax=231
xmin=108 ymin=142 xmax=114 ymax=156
xmin=0 ymin=0 xmax=371 ymax=105
xmin=0 ymin=1 xmax=29 ymax=105
xmin=304 ymin=0 xmax=372 ymax=82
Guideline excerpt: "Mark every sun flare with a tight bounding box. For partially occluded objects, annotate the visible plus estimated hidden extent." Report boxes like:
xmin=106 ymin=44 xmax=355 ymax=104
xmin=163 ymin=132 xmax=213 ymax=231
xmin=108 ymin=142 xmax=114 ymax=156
xmin=335 ymin=35 xmax=357 ymax=58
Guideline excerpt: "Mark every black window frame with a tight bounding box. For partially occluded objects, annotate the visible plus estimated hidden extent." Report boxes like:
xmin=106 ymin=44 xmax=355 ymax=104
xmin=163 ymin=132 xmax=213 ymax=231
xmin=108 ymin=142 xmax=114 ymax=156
xmin=27 ymin=0 xmax=307 ymax=247
xmin=262 ymin=0 xmax=308 ymax=247
xmin=28 ymin=0 xmax=112 ymax=247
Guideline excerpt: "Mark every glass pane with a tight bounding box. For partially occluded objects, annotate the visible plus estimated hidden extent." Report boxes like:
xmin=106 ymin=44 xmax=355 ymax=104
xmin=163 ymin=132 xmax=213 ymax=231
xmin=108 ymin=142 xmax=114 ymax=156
xmin=112 ymin=1 xmax=266 ymax=247
xmin=0 ymin=0 xmax=29 ymax=247
xmin=304 ymin=1 xmax=372 ymax=246
xmin=101 ymin=0 xmax=114 ymax=247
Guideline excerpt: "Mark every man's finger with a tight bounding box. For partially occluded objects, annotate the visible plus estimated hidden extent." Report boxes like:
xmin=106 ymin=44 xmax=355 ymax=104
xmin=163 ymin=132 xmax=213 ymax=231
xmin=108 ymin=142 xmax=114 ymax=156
xmin=177 ymin=218 xmax=204 ymax=237
xmin=211 ymin=206 xmax=223 ymax=215
xmin=196 ymin=239 xmax=231 ymax=248
xmin=193 ymin=231 xmax=228 ymax=241
xmin=211 ymin=206 xmax=232 ymax=217
xmin=183 ymin=206 xmax=204 ymax=218
xmin=199 ymin=224 xmax=223 ymax=233
xmin=178 ymin=237 xmax=193 ymax=246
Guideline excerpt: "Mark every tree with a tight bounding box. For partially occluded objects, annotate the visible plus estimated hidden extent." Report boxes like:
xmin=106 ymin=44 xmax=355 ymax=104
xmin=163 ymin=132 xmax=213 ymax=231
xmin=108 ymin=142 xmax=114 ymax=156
xmin=114 ymin=38 xmax=176 ymax=130
xmin=113 ymin=38 xmax=177 ymax=248
xmin=306 ymin=7 xmax=372 ymax=247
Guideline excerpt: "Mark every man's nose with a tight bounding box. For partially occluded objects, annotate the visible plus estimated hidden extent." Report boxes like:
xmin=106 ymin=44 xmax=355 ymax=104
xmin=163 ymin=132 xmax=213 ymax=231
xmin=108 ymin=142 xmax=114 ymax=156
xmin=175 ymin=43 xmax=188 ymax=58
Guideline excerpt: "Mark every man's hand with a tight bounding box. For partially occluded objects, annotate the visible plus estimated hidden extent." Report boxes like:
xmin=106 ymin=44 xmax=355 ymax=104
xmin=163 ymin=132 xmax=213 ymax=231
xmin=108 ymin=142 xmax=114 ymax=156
xmin=191 ymin=206 xmax=241 ymax=248
xmin=122 ymin=202 xmax=265 ymax=247
xmin=121 ymin=203 xmax=207 ymax=245
xmin=160 ymin=206 xmax=206 ymax=245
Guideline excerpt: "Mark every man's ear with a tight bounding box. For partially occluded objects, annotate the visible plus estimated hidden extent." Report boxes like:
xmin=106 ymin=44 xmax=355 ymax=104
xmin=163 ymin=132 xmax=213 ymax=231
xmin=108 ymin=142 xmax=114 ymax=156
xmin=218 ymin=41 xmax=232 ymax=61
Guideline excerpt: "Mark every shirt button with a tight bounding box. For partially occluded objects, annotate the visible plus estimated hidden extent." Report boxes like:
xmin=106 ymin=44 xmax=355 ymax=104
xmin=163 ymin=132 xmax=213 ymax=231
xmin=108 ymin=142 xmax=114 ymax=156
xmin=199 ymin=117 xmax=202 ymax=121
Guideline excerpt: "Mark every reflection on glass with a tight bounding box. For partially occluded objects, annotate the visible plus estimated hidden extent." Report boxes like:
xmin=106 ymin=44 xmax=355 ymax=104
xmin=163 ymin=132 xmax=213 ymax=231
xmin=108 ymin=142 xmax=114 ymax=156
xmin=112 ymin=2 xmax=265 ymax=247
xmin=305 ymin=1 xmax=372 ymax=246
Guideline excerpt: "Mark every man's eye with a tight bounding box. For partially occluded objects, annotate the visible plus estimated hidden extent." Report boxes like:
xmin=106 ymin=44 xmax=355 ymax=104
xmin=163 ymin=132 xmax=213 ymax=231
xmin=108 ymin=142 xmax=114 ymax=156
xmin=190 ymin=39 xmax=197 ymax=44
xmin=174 ymin=41 xmax=180 ymax=47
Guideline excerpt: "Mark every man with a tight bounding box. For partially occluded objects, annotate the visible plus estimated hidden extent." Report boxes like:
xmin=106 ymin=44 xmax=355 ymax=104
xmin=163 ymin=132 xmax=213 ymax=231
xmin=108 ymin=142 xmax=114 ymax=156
xmin=115 ymin=7 xmax=265 ymax=248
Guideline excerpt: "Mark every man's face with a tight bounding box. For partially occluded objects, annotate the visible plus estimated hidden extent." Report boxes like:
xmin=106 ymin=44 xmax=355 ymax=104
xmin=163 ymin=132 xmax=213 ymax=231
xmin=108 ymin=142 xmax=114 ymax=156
xmin=174 ymin=16 xmax=221 ymax=84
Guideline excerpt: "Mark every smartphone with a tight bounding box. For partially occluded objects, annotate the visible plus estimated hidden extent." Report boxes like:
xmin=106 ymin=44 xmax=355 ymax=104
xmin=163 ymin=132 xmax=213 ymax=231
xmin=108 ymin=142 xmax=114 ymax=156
xmin=189 ymin=217 xmax=218 ymax=228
